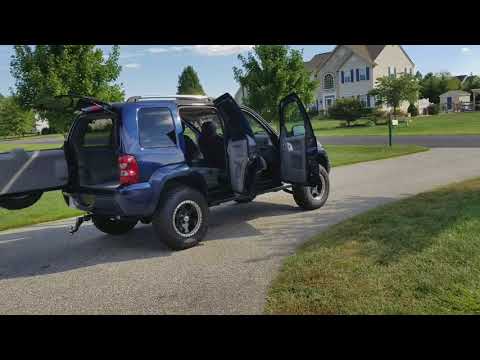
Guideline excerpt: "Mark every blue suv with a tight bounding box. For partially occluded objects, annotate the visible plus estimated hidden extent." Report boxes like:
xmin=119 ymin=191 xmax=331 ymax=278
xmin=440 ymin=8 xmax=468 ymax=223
xmin=0 ymin=93 xmax=330 ymax=250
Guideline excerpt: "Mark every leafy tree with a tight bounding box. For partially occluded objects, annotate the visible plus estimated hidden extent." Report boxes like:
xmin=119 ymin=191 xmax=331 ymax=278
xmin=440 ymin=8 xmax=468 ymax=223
xmin=419 ymin=72 xmax=461 ymax=104
xmin=328 ymin=98 xmax=367 ymax=126
xmin=462 ymin=75 xmax=480 ymax=93
xmin=369 ymin=74 xmax=420 ymax=117
xmin=0 ymin=96 xmax=36 ymax=137
xmin=233 ymin=45 xmax=318 ymax=123
xmin=415 ymin=71 xmax=423 ymax=80
xmin=10 ymin=45 xmax=124 ymax=133
xmin=177 ymin=66 xmax=205 ymax=95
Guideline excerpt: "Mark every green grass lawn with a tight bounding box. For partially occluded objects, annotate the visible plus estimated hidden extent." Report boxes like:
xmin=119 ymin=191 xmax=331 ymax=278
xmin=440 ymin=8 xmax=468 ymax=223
xmin=325 ymin=144 xmax=427 ymax=167
xmin=312 ymin=112 xmax=480 ymax=136
xmin=0 ymin=144 xmax=427 ymax=232
xmin=265 ymin=178 xmax=480 ymax=314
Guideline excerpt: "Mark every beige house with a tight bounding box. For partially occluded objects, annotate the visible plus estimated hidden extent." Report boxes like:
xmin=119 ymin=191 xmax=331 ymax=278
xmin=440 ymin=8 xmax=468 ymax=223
xmin=234 ymin=45 xmax=423 ymax=113
xmin=304 ymin=45 xmax=416 ymax=113
xmin=439 ymin=90 xmax=471 ymax=112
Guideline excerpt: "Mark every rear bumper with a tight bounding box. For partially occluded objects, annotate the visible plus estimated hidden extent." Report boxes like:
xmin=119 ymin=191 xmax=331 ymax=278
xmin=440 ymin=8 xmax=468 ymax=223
xmin=67 ymin=182 xmax=156 ymax=217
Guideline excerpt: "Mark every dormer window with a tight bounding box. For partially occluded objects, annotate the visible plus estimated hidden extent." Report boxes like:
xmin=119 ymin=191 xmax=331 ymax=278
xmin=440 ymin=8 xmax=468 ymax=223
xmin=324 ymin=74 xmax=334 ymax=89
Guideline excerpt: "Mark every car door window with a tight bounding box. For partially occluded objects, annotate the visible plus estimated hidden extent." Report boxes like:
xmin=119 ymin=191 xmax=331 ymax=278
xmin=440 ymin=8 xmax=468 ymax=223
xmin=281 ymin=101 xmax=306 ymax=138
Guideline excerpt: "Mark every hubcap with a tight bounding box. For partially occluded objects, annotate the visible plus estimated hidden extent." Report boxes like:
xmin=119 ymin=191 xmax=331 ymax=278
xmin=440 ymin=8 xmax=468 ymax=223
xmin=310 ymin=173 xmax=326 ymax=200
xmin=172 ymin=200 xmax=202 ymax=237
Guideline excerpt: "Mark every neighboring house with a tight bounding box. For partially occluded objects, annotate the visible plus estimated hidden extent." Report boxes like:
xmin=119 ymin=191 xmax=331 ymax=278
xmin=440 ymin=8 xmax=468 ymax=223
xmin=304 ymin=45 xmax=416 ymax=113
xmin=34 ymin=113 xmax=49 ymax=134
xmin=439 ymin=90 xmax=471 ymax=112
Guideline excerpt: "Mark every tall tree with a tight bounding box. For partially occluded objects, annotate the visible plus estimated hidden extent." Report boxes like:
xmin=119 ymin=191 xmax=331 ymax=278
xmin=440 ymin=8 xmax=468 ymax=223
xmin=462 ymin=75 xmax=480 ymax=92
xmin=177 ymin=66 xmax=205 ymax=95
xmin=233 ymin=45 xmax=317 ymax=123
xmin=369 ymin=74 xmax=420 ymax=116
xmin=10 ymin=45 xmax=124 ymax=132
xmin=419 ymin=72 xmax=461 ymax=104
xmin=0 ymin=96 xmax=36 ymax=137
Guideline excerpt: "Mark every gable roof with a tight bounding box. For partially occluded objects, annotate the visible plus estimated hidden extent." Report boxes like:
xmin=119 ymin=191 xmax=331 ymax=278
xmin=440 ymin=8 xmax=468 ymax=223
xmin=456 ymin=75 xmax=468 ymax=83
xmin=304 ymin=51 xmax=332 ymax=72
xmin=305 ymin=45 xmax=415 ymax=73
xmin=346 ymin=45 xmax=386 ymax=62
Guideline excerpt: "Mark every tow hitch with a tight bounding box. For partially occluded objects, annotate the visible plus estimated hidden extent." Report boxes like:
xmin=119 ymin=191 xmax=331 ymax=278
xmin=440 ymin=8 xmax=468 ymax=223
xmin=69 ymin=214 xmax=92 ymax=235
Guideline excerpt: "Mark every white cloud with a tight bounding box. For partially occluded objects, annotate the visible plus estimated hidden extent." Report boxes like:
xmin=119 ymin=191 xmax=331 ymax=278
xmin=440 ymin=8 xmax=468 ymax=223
xmin=146 ymin=47 xmax=170 ymax=53
xmin=461 ymin=47 xmax=471 ymax=54
xmin=144 ymin=45 xmax=253 ymax=56
xmin=191 ymin=45 xmax=253 ymax=56
xmin=124 ymin=63 xmax=141 ymax=69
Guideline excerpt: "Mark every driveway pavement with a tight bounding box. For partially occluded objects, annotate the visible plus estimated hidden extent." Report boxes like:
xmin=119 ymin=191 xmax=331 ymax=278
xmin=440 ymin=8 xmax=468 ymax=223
xmin=1 ymin=148 xmax=480 ymax=314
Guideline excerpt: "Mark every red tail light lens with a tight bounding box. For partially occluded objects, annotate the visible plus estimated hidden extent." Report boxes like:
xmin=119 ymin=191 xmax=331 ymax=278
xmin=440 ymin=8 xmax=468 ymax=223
xmin=118 ymin=154 xmax=140 ymax=186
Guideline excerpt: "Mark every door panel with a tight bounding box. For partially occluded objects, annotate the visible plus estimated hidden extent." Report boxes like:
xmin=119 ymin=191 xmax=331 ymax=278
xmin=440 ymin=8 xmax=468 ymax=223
xmin=227 ymin=139 xmax=250 ymax=193
xmin=279 ymin=93 xmax=318 ymax=185
xmin=214 ymin=93 xmax=258 ymax=195
xmin=280 ymin=135 xmax=307 ymax=183
xmin=0 ymin=148 xmax=68 ymax=197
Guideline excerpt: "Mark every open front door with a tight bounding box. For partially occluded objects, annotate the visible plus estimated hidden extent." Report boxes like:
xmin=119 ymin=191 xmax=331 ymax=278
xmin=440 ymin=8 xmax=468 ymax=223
xmin=214 ymin=93 xmax=259 ymax=195
xmin=279 ymin=93 xmax=318 ymax=185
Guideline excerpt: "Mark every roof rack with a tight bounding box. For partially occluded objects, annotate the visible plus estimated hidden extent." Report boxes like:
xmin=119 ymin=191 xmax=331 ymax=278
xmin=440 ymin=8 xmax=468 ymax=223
xmin=126 ymin=95 xmax=214 ymax=103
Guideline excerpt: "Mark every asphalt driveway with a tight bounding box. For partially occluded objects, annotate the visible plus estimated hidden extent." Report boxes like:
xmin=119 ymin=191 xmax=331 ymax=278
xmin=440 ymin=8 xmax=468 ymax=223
xmin=1 ymin=148 xmax=480 ymax=314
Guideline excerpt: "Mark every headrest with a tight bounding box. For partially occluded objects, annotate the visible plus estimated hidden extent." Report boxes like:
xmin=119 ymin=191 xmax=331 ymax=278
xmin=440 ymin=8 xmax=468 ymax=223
xmin=201 ymin=121 xmax=217 ymax=137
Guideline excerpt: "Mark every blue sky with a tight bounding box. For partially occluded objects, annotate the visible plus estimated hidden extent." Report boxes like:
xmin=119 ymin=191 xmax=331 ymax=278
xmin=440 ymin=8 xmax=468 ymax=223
xmin=0 ymin=45 xmax=479 ymax=98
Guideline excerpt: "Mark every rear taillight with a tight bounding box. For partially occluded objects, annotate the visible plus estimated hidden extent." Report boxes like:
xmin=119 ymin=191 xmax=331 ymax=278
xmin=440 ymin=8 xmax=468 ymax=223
xmin=118 ymin=154 xmax=140 ymax=186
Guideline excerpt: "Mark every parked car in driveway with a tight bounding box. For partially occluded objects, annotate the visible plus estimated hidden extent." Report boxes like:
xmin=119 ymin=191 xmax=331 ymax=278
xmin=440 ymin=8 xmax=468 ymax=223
xmin=0 ymin=93 xmax=330 ymax=250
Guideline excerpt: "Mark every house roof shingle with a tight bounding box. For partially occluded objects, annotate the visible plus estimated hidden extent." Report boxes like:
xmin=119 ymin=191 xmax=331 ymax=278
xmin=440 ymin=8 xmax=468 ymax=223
xmin=304 ymin=51 xmax=332 ymax=72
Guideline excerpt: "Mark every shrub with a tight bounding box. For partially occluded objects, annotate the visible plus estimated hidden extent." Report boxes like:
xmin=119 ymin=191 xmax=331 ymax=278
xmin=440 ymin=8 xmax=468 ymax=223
xmin=370 ymin=108 xmax=388 ymax=125
xmin=408 ymin=103 xmax=418 ymax=117
xmin=307 ymin=107 xmax=319 ymax=117
xmin=41 ymin=127 xmax=50 ymax=135
xmin=427 ymin=104 xmax=440 ymax=115
xmin=328 ymin=98 xmax=366 ymax=126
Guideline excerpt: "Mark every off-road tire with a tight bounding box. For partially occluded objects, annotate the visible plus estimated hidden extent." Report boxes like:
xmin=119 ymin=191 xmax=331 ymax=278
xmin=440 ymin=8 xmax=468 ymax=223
xmin=293 ymin=165 xmax=330 ymax=210
xmin=152 ymin=185 xmax=209 ymax=251
xmin=92 ymin=215 xmax=138 ymax=235
xmin=0 ymin=192 xmax=43 ymax=210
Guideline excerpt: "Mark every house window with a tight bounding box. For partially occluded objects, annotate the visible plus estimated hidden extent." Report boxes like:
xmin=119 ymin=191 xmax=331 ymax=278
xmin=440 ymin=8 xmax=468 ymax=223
xmin=343 ymin=72 xmax=352 ymax=83
xmin=359 ymin=95 xmax=368 ymax=107
xmin=358 ymin=68 xmax=366 ymax=81
xmin=324 ymin=74 xmax=334 ymax=89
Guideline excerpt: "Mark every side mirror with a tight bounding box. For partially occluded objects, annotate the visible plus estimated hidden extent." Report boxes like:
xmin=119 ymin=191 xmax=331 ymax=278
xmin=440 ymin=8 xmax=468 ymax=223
xmin=292 ymin=125 xmax=306 ymax=136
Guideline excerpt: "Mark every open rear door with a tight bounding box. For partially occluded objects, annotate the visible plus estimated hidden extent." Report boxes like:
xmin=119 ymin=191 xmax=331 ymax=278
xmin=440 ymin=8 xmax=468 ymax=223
xmin=214 ymin=93 xmax=259 ymax=195
xmin=279 ymin=93 xmax=318 ymax=185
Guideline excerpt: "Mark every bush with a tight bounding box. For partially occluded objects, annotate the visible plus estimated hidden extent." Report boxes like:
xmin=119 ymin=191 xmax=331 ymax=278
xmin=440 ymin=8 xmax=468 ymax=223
xmin=328 ymin=98 xmax=367 ymax=126
xmin=307 ymin=107 xmax=319 ymax=117
xmin=370 ymin=108 xmax=388 ymax=125
xmin=408 ymin=103 xmax=418 ymax=117
xmin=427 ymin=104 xmax=440 ymax=115
xmin=41 ymin=127 xmax=50 ymax=135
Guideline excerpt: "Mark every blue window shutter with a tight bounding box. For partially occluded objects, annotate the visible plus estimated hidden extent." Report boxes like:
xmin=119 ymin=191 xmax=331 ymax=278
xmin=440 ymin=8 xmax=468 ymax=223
xmin=388 ymin=67 xmax=391 ymax=76
xmin=394 ymin=67 xmax=397 ymax=77
xmin=356 ymin=69 xmax=360 ymax=81
xmin=350 ymin=69 xmax=354 ymax=82
xmin=367 ymin=95 xmax=371 ymax=107
xmin=366 ymin=66 xmax=370 ymax=80
xmin=341 ymin=71 xmax=344 ymax=83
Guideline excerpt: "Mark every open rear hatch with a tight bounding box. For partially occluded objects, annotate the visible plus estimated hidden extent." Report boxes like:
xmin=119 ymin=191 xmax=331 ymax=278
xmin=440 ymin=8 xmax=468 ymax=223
xmin=0 ymin=95 xmax=117 ymax=210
